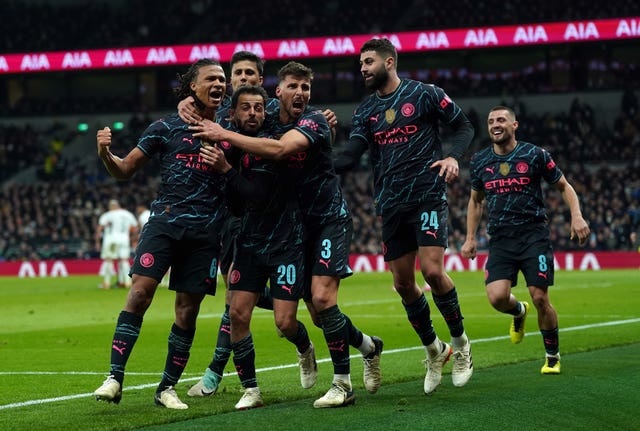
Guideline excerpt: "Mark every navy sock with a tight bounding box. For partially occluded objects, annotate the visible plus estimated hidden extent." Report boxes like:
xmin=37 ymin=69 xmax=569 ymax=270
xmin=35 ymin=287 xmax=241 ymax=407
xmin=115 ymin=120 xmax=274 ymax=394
xmin=403 ymin=293 xmax=437 ymax=346
xmin=158 ymin=323 xmax=194 ymax=392
xmin=109 ymin=310 xmax=143 ymax=385
xmin=209 ymin=304 xmax=231 ymax=376
xmin=432 ymin=287 xmax=465 ymax=338
xmin=232 ymin=334 xmax=257 ymax=388
xmin=318 ymin=305 xmax=350 ymax=375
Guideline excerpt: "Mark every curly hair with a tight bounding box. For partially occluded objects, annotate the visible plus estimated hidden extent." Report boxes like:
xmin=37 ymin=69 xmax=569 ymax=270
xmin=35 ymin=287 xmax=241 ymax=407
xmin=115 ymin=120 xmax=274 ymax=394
xmin=173 ymin=58 xmax=222 ymax=100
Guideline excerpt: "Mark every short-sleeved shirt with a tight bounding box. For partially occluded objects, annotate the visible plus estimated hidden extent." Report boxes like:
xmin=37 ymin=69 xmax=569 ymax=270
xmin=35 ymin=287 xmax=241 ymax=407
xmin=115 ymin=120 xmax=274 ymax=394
xmin=267 ymin=105 xmax=351 ymax=226
xmin=469 ymin=140 xmax=563 ymax=234
xmin=136 ymin=113 xmax=235 ymax=230
xmin=349 ymin=79 xmax=467 ymax=217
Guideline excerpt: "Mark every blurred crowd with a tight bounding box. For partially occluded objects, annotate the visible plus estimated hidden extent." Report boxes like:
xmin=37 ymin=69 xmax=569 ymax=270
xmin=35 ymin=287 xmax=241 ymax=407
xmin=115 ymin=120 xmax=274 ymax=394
xmin=1 ymin=95 xmax=639 ymax=261
xmin=2 ymin=0 xmax=638 ymax=53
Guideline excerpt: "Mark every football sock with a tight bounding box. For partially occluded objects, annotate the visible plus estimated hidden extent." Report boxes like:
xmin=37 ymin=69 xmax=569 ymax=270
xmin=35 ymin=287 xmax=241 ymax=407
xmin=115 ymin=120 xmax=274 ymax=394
xmin=403 ymin=293 xmax=437 ymax=346
xmin=541 ymin=327 xmax=560 ymax=356
xmin=209 ymin=304 xmax=232 ymax=376
xmin=158 ymin=323 xmax=194 ymax=391
xmin=506 ymin=301 xmax=523 ymax=316
xmin=432 ymin=287 xmax=465 ymax=338
xmin=232 ymin=333 xmax=257 ymax=388
xmin=318 ymin=305 xmax=350 ymax=375
xmin=343 ymin=313 xmax=373 ymax=354
xmin=285 ymin=320 xmax=311 ymax=354
xmin=109 ymin=310 xmax=142 ymax=385
xmin=425 ymin=336 xmax=445 ymax=358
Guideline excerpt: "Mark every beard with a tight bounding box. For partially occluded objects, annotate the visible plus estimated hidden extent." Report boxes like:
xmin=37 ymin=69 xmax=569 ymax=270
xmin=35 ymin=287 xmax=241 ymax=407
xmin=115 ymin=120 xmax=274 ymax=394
xmin=364 ymin=68 xmax=389 ymax=91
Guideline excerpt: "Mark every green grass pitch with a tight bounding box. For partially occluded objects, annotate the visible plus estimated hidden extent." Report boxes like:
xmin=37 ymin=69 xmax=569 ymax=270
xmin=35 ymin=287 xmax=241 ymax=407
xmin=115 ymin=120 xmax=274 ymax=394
xmin=1 ymin=270 xmax=638 ymax=431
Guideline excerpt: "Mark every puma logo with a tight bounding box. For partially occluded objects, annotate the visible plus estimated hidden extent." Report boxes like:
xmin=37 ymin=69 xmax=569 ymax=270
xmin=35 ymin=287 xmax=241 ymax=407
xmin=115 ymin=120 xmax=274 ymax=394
xmin=281 ymin=285 xmax=293 ymax=295
xmin=319 ymin=259 xmax=331 ymax=269
xmin=182 ymin=137 xmax=194 ymax=145
xmin=485 ymin=166 xmax=495 ymax=174
xmin=425 ymin=231 xmax=438 ymax=239
xmin=112 ymin=345 xmax=126 ymax=356
xmin=538 ymin=272 xmax=548 ymax=280
xmin=370 ymin=115 xmax=379 ymax=122
xmin=221 ymin=324 xmax=231 ymax=335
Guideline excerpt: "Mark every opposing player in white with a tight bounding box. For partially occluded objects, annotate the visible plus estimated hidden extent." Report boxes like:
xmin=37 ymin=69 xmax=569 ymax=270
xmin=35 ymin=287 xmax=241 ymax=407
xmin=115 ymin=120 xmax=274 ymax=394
xmin=96 ymin=200 xmax=139 ymax=289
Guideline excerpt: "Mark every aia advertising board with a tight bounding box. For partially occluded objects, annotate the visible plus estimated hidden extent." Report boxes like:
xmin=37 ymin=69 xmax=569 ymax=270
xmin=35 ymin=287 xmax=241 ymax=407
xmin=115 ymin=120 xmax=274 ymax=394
xmin=1 ymin=17 xmax=639 ymax=74
xmin=1 ymin=252 xmax=637 ymax=278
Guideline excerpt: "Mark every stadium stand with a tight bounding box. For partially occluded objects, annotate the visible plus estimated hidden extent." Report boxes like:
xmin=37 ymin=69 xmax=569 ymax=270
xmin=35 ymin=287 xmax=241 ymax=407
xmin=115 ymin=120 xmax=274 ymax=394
xmin=1 ymin=1 xmax=639 ymax=260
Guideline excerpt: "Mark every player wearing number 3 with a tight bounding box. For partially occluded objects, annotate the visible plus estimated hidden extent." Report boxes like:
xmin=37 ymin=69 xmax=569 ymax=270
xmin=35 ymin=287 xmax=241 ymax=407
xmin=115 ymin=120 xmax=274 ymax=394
xmin=461 ymin=106 xmax=590 ymax=374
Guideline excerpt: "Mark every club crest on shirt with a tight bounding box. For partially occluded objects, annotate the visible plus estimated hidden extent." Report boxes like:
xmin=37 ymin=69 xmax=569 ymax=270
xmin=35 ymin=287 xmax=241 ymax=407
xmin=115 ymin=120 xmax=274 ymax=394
xmin=385 ymin=109 xmax=396 ymax=124
xmin=500 ymin=163 xmax=511 ymax=176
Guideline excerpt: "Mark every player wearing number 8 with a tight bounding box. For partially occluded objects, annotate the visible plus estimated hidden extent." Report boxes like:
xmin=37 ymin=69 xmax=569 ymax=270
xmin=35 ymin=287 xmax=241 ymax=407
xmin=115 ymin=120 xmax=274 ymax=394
xmin=461 ymin=106 xmax=590 ymax=374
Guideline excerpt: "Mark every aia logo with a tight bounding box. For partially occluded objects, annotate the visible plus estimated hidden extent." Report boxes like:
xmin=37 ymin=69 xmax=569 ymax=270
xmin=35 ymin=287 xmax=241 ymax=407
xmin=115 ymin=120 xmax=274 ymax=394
xmin=516 ymin=162 xmax=529 ymax=173
xmin=140 ymin=253 xmax=154 ymax=268
xmin=242 ymin=154 xmax=250 ymax=168
xmin=230 ymin=269 xmax=241 ymax=284
xmin=546 ymin=160 xmax=556 ymax=170
xmin=220 ymin=140 xmax=232 ymax=150
xmin=401 ymin=103 xmax=415 ymax=117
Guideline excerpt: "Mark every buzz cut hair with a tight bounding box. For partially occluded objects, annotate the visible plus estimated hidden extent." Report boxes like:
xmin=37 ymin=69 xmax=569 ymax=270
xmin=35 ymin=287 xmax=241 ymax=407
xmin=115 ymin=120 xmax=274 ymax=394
xmin=490 ymin=106 xmax=517 ymax=121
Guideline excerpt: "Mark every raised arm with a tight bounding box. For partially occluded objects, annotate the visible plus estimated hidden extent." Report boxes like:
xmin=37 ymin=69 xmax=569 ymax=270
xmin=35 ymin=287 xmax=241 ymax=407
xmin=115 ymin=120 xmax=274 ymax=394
xmin=96 ymin=127 xmax=149 ymax=180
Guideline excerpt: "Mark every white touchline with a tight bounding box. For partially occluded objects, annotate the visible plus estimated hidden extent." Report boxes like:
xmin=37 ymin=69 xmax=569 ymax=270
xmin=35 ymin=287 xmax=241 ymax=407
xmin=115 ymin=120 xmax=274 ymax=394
xmin=1 ymin=317 xmax=639 ymax=411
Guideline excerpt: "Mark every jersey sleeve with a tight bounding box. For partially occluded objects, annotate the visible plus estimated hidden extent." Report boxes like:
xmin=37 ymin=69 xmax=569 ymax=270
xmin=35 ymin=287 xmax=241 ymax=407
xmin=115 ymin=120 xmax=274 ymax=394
xmin=540 ymin=148 xmax=563 ymax=184
xmin=293 ymin=110 xmax=331 ymax=148
xmin=136 ymin=118 xmax=169 ymax=157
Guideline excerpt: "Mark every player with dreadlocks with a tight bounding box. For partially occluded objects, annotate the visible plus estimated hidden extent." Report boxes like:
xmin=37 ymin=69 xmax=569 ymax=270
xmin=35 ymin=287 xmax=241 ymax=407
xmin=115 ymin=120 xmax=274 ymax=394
xmin=92 ymin=58 xmax=235 ymax=410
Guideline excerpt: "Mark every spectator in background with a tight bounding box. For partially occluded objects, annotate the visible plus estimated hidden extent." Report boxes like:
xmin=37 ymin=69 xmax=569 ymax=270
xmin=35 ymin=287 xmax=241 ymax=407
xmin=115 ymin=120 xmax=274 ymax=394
xmin=95 ymin=199 xmax=138 ymax=289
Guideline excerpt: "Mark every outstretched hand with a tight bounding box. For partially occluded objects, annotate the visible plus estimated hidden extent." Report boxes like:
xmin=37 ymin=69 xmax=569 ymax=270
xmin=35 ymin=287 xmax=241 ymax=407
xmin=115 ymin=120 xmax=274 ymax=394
xmin=190 ymin=119 xmax=226 ymax=142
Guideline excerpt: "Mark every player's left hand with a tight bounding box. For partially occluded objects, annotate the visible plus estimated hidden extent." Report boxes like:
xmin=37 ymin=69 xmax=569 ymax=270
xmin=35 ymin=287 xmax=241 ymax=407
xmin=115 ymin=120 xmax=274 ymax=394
xmin=570 ymin=216 xmax=590 ymax=246
xmin=431 ymin=157 xmax=459 ymax=183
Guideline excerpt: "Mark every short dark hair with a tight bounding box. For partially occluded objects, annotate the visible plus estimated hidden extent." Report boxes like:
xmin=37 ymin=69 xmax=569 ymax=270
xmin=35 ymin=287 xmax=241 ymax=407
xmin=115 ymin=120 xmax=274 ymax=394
xmin=230 ymin=51 xmax=265 ymax=76
xmin=173 ymin=58 xmax=222 ymax=99
xmin=489 ymin=106 xmax=517 ymax=121
xmin=230 ymin=85 xmax=268 ymax=109
xmin=360 ymin=38 xmax=398 ymax=65
xmin=277 ymin=61 xmax=313 ymax=83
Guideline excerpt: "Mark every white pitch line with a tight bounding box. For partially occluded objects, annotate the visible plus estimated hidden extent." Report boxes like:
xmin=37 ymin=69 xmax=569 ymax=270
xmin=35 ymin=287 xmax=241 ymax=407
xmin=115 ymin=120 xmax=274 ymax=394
xmin=1 ymin=317 xmax=639 ymax=411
